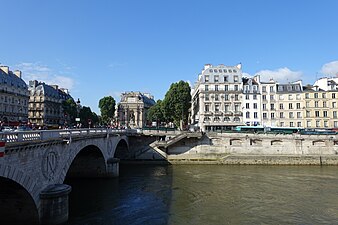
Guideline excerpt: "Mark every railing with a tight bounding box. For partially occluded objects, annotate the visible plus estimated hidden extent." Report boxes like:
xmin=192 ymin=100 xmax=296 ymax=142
xmin=0 ymin=128 xmax=141 ymax=143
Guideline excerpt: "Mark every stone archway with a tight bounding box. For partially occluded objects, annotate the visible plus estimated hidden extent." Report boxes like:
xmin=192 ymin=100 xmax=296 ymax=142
xmin=114 ymin=139 xmax=129 ymax=159
xmin=0 ymin=177 xmax=39 ymax=224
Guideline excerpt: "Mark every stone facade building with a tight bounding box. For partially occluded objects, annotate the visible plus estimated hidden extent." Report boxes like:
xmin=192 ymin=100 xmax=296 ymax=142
xmin=28 ymin=80 xmax=72 ymax=128
xmin=117 ymin=92 xmax=155 ymax=128
xmin=242 ymin=76 xmax=261 ymax=126
xmin=0 ymin=66 xmax=29 ymax=126
xmin=191 ymin=64 xmax=244 ymax=132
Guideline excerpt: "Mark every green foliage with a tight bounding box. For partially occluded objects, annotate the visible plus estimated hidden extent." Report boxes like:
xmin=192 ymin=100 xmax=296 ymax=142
xmin=147 ymin=100 xmax=164 ymax=123
xmin=79 ymin=106 xmax=97 ymax=127
xmin=98 ymin=96 xmax=116 ymax=124
xmin=162 ymin=80 xmax=191 ymax=128
xmin=62 ymin=98 xmax=77 ymax=124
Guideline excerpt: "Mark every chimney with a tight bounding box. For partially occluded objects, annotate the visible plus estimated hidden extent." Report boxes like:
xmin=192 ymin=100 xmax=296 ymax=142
xmin=204 ymin=64 xmax=212 ymax=70
xmin=29 ymin=80 xmax=39 ymax=88
xmin=14 ymin=70 xmax=22 ymax=79
xmin=0 ymin=66 xmax=9 ymax=74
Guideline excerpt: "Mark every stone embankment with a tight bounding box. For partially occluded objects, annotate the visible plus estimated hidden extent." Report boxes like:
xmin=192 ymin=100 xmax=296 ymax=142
xmin=133 ymin=132 xmax=338 ymax=165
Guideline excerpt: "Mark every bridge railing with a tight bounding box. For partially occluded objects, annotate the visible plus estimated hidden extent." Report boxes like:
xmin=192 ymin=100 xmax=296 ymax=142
xmin=0 ymin=128 xmax=140 ymax=143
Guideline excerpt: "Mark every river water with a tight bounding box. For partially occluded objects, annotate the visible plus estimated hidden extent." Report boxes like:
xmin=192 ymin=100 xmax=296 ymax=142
xmin=65 ymin=164 xmax=338 ymax=225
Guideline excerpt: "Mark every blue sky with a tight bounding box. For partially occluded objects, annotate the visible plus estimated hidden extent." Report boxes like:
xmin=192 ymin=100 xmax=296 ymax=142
xmin=2 ymin=0 xmax=338 ymax=114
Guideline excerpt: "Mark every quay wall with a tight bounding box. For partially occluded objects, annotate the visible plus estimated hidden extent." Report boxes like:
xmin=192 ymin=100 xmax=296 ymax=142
xmin=135 ymin=132 xmax=338 ymax=165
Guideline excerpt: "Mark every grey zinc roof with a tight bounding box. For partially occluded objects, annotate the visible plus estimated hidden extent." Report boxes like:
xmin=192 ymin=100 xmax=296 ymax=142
xmin=0 ymin=69 xmax=27 ymax=89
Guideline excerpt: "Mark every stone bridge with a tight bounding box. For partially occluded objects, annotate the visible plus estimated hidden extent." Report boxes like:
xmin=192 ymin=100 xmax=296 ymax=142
xmin=0 ymin=128 xmax=136 ymax=224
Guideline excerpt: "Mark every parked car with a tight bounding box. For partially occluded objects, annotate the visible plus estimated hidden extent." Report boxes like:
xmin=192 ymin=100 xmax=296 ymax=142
xmin=14 ymin=126 xmax=32 ymax=132
xmin=1 ymin=126 xmax=14 ymax=132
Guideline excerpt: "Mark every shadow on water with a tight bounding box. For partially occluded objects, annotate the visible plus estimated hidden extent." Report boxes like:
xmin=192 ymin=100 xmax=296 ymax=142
xmin=64 ymin=164 xmax=173 ymax=225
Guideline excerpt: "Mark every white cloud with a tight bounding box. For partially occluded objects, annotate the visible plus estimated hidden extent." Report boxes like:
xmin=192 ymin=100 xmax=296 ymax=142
xmin=320 ymin=60 xmax=338 ymax=76
xmin=16 ymin=62 xmax=75 ymax=90
xmin=255 ymin=67 xmax=303 ymax=83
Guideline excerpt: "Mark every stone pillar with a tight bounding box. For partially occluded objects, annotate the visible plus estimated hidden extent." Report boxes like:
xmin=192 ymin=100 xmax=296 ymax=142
xmin=39 ymin=184 xmax=72 ymax=225
xmin=106 ymin=158 xmax=120 ymax=177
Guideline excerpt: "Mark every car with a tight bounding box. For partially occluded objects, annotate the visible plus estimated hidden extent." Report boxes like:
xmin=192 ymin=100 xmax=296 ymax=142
xmin=1 ymin=126 xmax=14 ymax=132
xmin=14 ymin=126 xmax=32 ymax=132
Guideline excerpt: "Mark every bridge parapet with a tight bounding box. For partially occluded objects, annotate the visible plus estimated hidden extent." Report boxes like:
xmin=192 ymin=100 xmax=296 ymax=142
xmin=0 ymin=128 xmax=139 ymax=144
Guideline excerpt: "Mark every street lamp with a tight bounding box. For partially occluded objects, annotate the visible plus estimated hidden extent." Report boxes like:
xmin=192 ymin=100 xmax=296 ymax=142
xmin=76 ymin=98 xmax=81 ymax=128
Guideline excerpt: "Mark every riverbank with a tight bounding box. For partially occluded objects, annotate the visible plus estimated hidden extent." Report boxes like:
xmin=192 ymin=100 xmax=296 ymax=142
xmin=122 ymin=154 xmax=338 ymax=165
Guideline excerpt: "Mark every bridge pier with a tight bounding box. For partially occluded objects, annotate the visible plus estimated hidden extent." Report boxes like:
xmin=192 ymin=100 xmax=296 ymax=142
xmin=106 ymin=158 xmax=120 ymax=177
xmin=39 ymin=184 xmax=72 ymax=225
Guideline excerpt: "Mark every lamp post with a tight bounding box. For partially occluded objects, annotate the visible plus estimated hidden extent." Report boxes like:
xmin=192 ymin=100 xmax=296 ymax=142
xmin=76 ymin=98 xmax=81 ymax=128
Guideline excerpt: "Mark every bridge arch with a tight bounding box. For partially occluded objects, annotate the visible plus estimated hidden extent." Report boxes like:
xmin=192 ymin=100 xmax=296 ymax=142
xmin=0 ymin=177 xmax=39 ymax=224
xmin=113 ymin=137 xmax=129 ymax=159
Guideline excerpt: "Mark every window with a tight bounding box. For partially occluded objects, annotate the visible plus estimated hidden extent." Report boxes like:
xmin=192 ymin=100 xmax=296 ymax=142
xmin=305 ymin=93 xmax=309 ymax=99
xmin=335 ymin=121 xmax=338 ymax=128
xmin=316 ymin=120 xmax=320 ymax=128
xmin=253 ymin=103 xmax=257 ymax=109
xmin=322 ymin=93 xmax=326 ymax=98
xmin=307 ymin=121 xmax=311 ymax=128
xmin=224 ymin=85 xmax=228 ymax=91
xmin=224 ymin=76 xmax=228 ymax=82
xmin=235 ymin=95 xmax=239 ymax=101
xmin=262 ymin=86 xmax=266 ymax=92
xmin=262 ymin=95 xmax=267 ymax=100
xmin=296 ymin=94 xmax=301 ymax=100
xmin=246 ymin=103 xmax=250 ymax=109
xmin=290 ymin=122 xmax=294 ymax=127
xmin=263 ymin=113 xmax=267 ymax=119
xmin=205 ymin=93 xmax=209 ymax=101
xmin=315 ymin=101 xmax=319 ymax=107
xmin=297 ymin=112 xmax=301 ymax=118
xmin=306 ymin=102 xmax=310 ymax=107
xmin=205 ymin=104 xmax=210 ymax=112
xmin=288 ymin=94 xmax=293 ymax=100
xmin=270 ymin=104 xmax=275 ymax=110
xmin=280 ymin=104 xmax=284 ymax=109
xmin=205 ymin=85 xmax=209 ymax=91
xmin=234 ymin=85 xmax=239 ymax=91
xmin=334 ymin=111 xmax=337 ymax=119
xmin=271 ymin=113 xmax=275 ymax=119
xmin=234 ymin=104 xmax=240 ymax=112
xmin=289 ymin=112 xmax=294 ymax=118
xmin=215 ymin=85 xmax=219 ymax=91
xmin=234 ymin=76 xmax=238 ymax=82
xmin=224 ymin=94 xmax=229 ymax=100
xmin=254 ymin=112 xmax=258 ymax=118
xmin=245 ymin=95 xmax=249 ymax=100
xmin=333 ymin=102 xmax=337 ymax=108
xmin=214 ymin=75 xmax=219 ymax=83
xmin=323 ymin=111 xmax=328 ymax=117
xmin=246 ymin=112 xmax=250 ymax=118
xmin=225 ymin=104 xmax=230 ymax=112
xmin=289 ymin=103 xmax=293 ymax=109
xmin=315 ymin=111 xmax=320 ymax=117
xmin=306 ymin=111 xmax=310 ymax=117
xmin=223 ymin=69 xmax=227 ymax=73
xmin=253 ymin=95 xmax=257 ymax=100
xmin=263 ymin=104 xmax=266 ymax=110
xmin=297 ymin=122 xmax=302 ymax=127
xmin=205 ymin=75 xmax=209 ymax=82
xmin=214 ymin=69 xmax=217 ymax=73
xmin=332 ymin=93 xmax=336 ymax=99
xmin=314 ymin=93 xmax=318 ymax=98
xmin=296 ymin=103 xmax=301 ymax=109
xmin=323 ymin=101 xmax=327 ymax=107
xmin=324 ymin=121 xmax=328 ymax=128
xmin=270 ymin=86 xmax=274 ymax=92
xmin=280 ymin=122 xmax=285 ymax=127
xmin=209 ymin=69 xmax=213 ymax=73
xmin=280 ymin=112 xmax=284 ymax=118
xmin=270 ymin=95 xmax=274 ymax=100
xmin=215 ymin=94 xmax=219 ymax=101
xmin=215 ymin=104 xmax=220 ymax=112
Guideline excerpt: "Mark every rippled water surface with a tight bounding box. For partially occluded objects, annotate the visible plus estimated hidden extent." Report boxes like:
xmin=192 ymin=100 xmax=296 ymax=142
xmin=66 ymin=165 xmax=338 ymax=225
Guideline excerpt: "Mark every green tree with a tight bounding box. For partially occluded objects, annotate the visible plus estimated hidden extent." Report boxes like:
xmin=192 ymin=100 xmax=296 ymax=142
xmin=62 ymin=98 xmax=77 ymax=125
xmin=79 ymin=106 xmax=97 ymax=127
xmin=162 ymin=80 xmax=191 ymax=129
xmin=98 ymin=96 xmax=116 ymax=124
xmin=147 ymin=100 xmax=164 ymax=126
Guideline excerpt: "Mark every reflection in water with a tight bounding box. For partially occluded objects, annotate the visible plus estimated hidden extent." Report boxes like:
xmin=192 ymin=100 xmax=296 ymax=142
xmin=66 ymin=165 xmax=338 ymax=225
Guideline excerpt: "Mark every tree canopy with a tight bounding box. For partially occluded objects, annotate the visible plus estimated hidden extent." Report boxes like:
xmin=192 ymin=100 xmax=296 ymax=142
xmin=62 ymin=98 xmax=78 ymax=125
xmin=147 ymin=100 xmax=164 ymax=125
xmin=98 ymin=96 xmax=116 ymax=124
xmin=162 ymin=80 xmax=191 ymax=128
